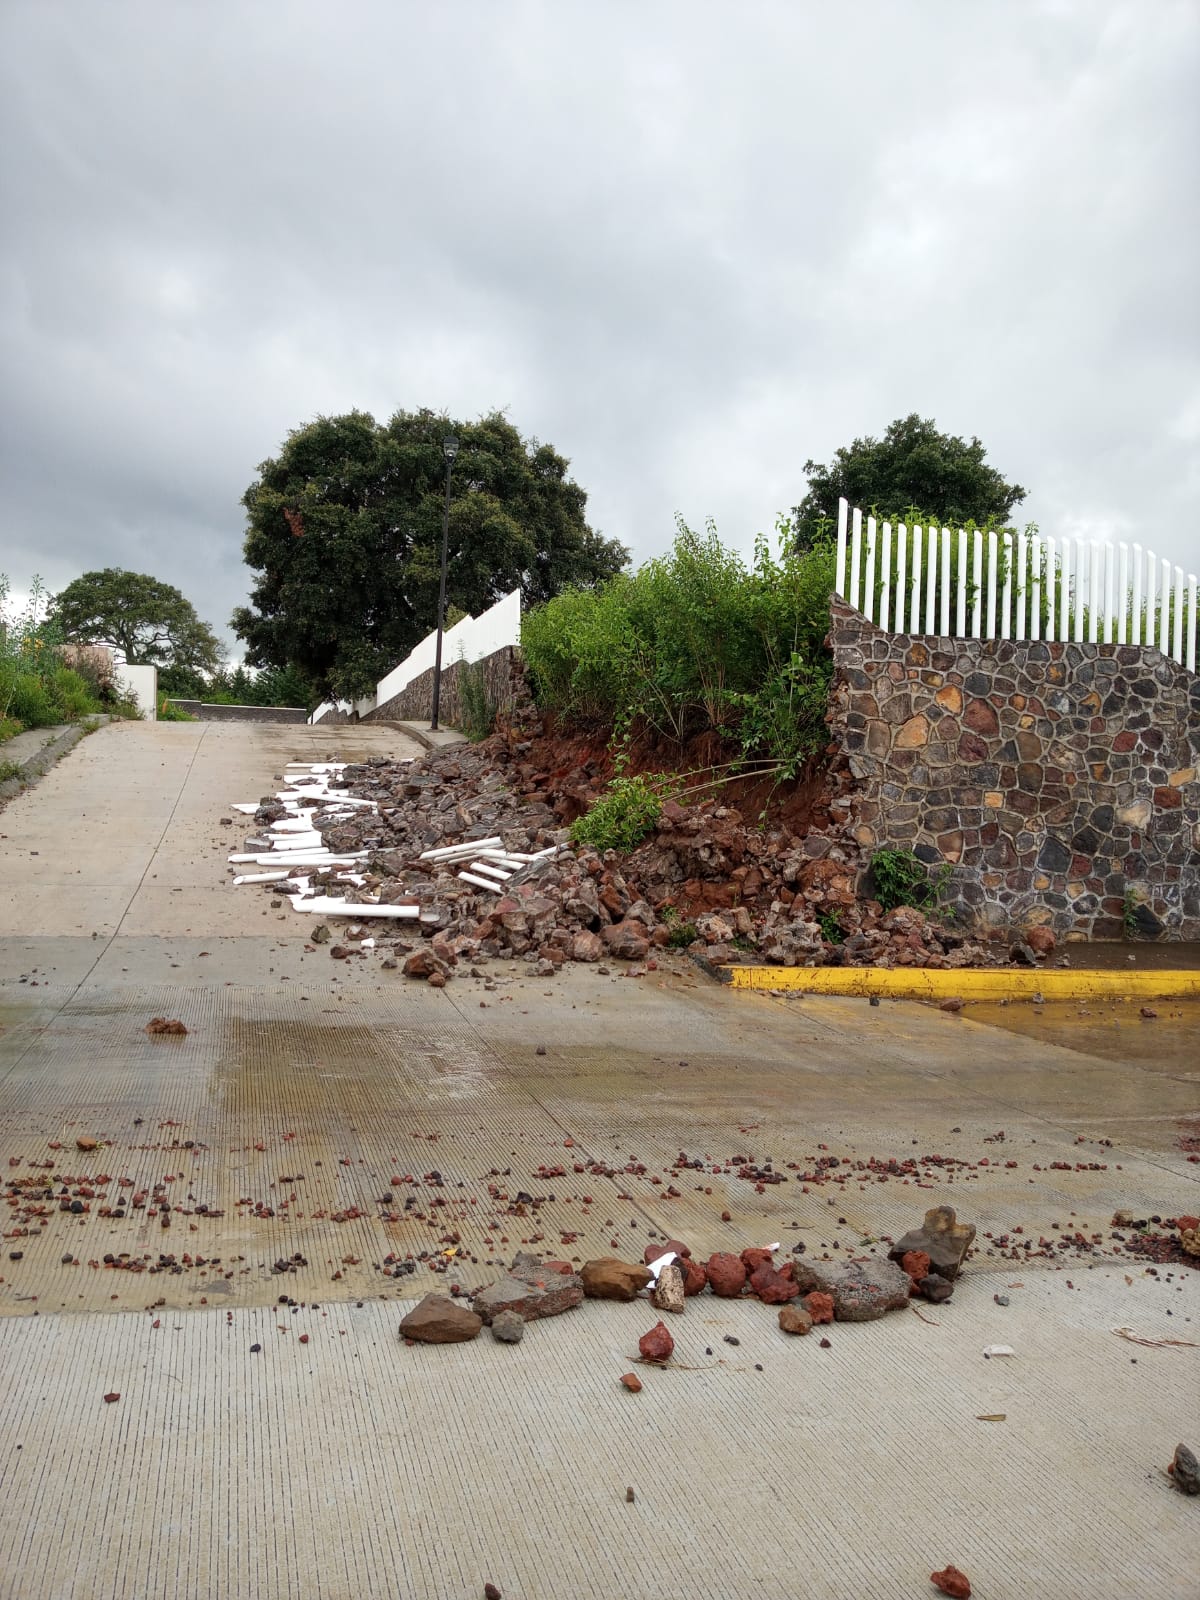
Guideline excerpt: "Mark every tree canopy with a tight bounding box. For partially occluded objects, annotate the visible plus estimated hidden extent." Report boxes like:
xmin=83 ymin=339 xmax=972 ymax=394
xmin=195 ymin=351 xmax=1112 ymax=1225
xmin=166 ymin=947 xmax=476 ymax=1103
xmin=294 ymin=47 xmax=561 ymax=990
xmin=232 ymin=409 xmax=628 ymax=701
xmin=792 ymin=414 xmax=1027 ymax=548
xmin=52 ymin=569 xmax=222 ymax=675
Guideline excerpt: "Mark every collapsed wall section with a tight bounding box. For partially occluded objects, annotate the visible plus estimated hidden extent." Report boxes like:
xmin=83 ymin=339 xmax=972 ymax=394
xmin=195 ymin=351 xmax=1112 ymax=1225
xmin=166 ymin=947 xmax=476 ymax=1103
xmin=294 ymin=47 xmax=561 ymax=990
xmin=827 ymin=597 xmax=1200 ymax=939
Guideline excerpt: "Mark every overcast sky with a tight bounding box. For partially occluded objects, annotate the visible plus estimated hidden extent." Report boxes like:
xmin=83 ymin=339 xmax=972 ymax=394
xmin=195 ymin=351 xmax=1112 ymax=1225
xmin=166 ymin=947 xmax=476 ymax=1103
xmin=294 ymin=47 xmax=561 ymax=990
xmin=2 ymin=1 xmax=1197 ymax=654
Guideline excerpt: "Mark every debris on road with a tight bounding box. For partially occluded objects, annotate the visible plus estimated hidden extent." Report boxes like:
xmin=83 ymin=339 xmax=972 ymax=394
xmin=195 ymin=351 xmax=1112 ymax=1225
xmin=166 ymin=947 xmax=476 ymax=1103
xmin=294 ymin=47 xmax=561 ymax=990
xmin=144 ymin=1018 xmax=188 ymax=1036
xmin=620 ymin=1373 xmax=642 ymax=1393
xmin=490 ymin=1310 xmax=525 ymax=1344
xmin=930 ymin=1565 xmax=972 ymax=1598
xmin=889 ymin=1205 xmax=976 ymax=1281
xmin=399 ymin=1293 xmax=483 ymax=1343
xmin=1168 ymin=1442 xmax=1199 ymax=1494
xmin=638 ymin=1320 xmax=674 ymax=1362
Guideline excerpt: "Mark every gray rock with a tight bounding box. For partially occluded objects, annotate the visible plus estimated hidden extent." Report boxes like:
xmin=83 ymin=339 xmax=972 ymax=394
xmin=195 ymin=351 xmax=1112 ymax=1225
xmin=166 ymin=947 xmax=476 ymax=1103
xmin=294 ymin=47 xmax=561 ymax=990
xmin=1171 ymin=1443 xmax=1200 ymax=1494
xmin=794 ymin=1257 xmax=911 ymax=1321
xmin=490 ymin=1310 xmax=526 ymax=1344
xmin=310 ymin=924 xmax=331 ymax=944
xmin=888 ymin=1205 xmax=976 ymax=1281
xmin=472 ymin=1253 xmax=584 ymax=1325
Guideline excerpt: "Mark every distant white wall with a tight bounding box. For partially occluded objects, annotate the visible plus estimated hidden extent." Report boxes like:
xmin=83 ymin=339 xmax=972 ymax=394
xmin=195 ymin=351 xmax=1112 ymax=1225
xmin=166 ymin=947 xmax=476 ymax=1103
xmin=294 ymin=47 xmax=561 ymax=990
xmin=311 ymin=589 xmax=522 ymax=724
xmin=116 ymin=663 xmax=158 ymax=720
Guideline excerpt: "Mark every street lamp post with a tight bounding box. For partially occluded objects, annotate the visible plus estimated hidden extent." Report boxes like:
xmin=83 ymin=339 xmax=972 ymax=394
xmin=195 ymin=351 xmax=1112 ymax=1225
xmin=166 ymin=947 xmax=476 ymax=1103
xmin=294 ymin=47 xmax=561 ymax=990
xmin=429 ymin=433 xmax=459 ymax=732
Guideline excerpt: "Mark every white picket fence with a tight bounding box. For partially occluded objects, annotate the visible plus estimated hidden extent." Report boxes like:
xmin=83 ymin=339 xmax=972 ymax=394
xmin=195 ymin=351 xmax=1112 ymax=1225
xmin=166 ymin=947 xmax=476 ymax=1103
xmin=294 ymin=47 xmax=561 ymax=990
xmin=833 ymin=498 xmax=1197 ymax=672
xmin=308 ymin=588 xmax=521 ymax=724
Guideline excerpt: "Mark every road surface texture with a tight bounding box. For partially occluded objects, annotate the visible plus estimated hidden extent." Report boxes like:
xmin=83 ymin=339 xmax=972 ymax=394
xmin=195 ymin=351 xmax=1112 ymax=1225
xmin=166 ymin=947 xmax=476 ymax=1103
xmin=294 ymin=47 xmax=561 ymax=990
xmin=1 ymin=722 xmax=1196 ymax=1600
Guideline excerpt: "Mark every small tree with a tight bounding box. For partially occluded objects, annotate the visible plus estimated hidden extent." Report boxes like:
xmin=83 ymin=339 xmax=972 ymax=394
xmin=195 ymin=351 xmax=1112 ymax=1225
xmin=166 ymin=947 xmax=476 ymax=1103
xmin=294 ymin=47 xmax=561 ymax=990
xmin=52 ymin=569 xmax=223 ymax=677
xmin=792 ymin=414 xmax=1026 ymax=549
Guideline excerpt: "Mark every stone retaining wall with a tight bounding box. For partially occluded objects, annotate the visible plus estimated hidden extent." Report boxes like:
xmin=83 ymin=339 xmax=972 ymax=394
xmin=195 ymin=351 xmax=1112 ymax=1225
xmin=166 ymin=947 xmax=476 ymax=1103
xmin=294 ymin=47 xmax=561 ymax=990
xmin=367 ymin=646 xmax=521 ymax=732
xmin=828 ymin=597 xmax=1200 ymax=939
xmin=168 ymin=701 xmax=308 ymax=724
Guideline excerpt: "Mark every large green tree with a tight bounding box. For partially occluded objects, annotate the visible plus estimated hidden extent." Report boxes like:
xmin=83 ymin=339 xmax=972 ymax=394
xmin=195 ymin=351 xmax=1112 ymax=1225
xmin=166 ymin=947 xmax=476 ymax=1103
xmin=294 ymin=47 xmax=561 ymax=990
xmin=52 ymin=569 xmax=222 ymax=675
xmin=232 ymin=408 xmax=628 ymax=700
xmin=792 ymin=414 xmax=1027 ymax=548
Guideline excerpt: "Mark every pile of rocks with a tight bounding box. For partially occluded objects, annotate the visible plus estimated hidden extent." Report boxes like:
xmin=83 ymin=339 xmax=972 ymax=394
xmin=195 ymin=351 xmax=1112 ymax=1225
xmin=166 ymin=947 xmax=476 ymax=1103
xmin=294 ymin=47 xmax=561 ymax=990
xmin=398 ymin=1204 xmax=975 ymax=1347
xmin=254 ymin=733 xmax=1042 ymax=976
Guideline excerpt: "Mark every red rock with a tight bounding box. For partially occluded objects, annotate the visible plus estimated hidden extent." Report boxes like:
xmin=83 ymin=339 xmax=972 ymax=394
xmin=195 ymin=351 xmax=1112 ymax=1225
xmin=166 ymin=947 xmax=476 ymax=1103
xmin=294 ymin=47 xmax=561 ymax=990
xmin=620 ymin=1372 xmax=642 ymax=1392
xmin=427 ymin=971 xmax=447 ymax=988
xmin=901 ymin=1249 xmax=932 ymax=1283
xmin=399 ymin=1294 xmax=482 ymax=1343
xmin=679 ymin=1258 xmax=708 ymax=1296
xmin=1025 ymin=926 xmax=1056 ymax=955
xmin=706 ymin=1252 xmax=747 ymax=1297
xmin=930 ymin=1565 xmax=971 ymax=1598
xmin=750 ymin=1264 xmax=801 ymax=1303
xmin=644 ymin=1239 xmax=691 ymax=1264
xmin=740 ymin=1247 xmax=774 ymax=1275
xmin=638 ymin=1320 xmax=674 ymax=1362
xmin=572 ymin=930 xmax=604 ymax=963
xmin=601 ymin=920 xmax=650 ymax=961
xmin=544 ymin=1259 xmax=575 ymax=1275
xmin=1176 ymin=1215 xmax=1199 ymax=1233
xmin=102 ymin=1392 xmax=120 ymax=1403
xmin=803 ymin=1291 xmax=834 ymax=1324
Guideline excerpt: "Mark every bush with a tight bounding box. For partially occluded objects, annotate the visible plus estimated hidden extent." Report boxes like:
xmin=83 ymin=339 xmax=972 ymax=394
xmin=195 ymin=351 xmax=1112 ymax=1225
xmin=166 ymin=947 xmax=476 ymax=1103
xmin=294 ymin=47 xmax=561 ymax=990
xmin=867 ymin=848 xmax=950 ymax=913
xmin=457 ymin=658 xmax=497 ymax=742
xmin=6 ymin=672 xmax=57 ymax=728
xmin=569 ymin=773 xmax=679 ymax=852
xmin=521 ymin=517 xmax=835 ymax=765
xmin=159 ymin=699 xmax=198 ymax=722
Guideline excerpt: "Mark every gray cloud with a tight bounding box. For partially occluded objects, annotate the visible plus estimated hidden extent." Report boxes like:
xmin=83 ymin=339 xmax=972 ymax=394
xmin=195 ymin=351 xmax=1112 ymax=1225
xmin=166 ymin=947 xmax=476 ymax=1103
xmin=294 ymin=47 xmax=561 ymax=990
xmin=2 ymin=0 xmax=1197 ymax=653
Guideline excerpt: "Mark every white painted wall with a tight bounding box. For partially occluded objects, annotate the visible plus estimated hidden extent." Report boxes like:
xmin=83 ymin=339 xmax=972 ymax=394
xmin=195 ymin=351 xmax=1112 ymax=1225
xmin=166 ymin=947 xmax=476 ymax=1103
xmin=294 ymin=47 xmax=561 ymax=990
xmin=116 ymin=663 xmax=158 ymax=720
xmin=311 ymin=588 xmax=522 ymax=724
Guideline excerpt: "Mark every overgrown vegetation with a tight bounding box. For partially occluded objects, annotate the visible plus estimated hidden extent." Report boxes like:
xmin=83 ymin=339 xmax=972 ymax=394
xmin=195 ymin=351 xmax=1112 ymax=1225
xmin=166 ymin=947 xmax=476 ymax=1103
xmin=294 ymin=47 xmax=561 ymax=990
xmin=569 ymin=772 xmax=680 ymax=853
xmin=457 ymin=657 xmax=497 ymax=742
xmin=2 ymin=576 xmax=130 ymax=739
xmin=522 ymin=516 xmax=836 ymax=774
xmin=867 ymin=848 xmax=951 ymax=913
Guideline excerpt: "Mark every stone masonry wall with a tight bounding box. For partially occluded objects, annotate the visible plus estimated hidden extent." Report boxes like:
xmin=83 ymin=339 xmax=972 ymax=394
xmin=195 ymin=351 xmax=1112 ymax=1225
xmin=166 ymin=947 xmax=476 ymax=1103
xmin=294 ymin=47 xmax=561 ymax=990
xmin=367 ymin=645 xmax=521 ymax=731
xmin=828 ymin=597 xmax=1200 ymax=940
xmin=168 ymin=701 xmax=308 ymax=724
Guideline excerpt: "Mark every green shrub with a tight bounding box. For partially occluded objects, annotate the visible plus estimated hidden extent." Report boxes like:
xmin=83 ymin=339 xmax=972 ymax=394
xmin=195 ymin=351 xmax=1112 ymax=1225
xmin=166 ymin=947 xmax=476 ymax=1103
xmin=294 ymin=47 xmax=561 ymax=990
xmin=867 ymin=848 xmax=950 ymax=913
xmin=47 ymin=667 xmax=98 ymax=721
xmin=521 ymin=517 xmax=836 ymax=764
xmin=6 ymin=673 xmax=57 ymax=728
xmin=457 ymin=657 xmax=497 ymax=742
xmin=159 ymin=699 xmax=198 ymax=722
xmin=569 ymin=773 xmax=679 ymax=853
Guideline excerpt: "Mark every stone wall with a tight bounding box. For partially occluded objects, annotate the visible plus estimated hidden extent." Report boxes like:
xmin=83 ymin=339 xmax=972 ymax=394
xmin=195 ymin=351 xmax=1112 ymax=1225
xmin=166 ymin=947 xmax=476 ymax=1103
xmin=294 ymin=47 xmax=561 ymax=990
xmin=168 ymin=701 xmax=308 ymax=724
xmin=367 ymin=646 xmax=521 ymax=732
xmin=828 ymin=597 xmax=1200 ymax=939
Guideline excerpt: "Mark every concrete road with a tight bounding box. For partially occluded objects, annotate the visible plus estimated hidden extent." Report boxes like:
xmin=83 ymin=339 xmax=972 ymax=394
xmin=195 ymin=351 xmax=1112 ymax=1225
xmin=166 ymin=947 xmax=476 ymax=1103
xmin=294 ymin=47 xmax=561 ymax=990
xmin=0 ymin=722 xmax=1196 ymax=1600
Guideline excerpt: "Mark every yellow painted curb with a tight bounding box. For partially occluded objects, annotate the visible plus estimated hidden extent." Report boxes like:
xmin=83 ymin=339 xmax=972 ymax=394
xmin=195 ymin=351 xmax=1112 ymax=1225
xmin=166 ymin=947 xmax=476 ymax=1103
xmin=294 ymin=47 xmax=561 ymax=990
xmin=721 ymin=965 xmax=1200 ymax=1001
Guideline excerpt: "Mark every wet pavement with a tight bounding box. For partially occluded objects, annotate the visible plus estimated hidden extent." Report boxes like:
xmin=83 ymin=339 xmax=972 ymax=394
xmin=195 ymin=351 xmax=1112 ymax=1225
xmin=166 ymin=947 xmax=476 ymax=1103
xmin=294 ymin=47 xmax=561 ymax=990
xmin=0 ymin=722 xmax=1196 ymax=1599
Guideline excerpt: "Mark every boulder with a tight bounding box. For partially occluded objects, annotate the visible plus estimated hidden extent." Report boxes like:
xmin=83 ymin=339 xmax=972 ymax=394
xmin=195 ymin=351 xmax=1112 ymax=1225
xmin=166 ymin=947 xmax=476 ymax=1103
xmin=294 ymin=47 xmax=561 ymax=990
xmin=399 ymin=1294 xmax=482 ymax=1344
xmin=795 ymin=1257 xmax=911 ymax=1322
xmin=706 ymin=1252 xmax=747 ymax=1297
xmin=471 ymin=1252 xmax=584 ymax=1324
xmin=600 ymin=920 xmax=651 ymax=961
xmin=888 ymin=1205 xmax=975 ymax=1281
xmin=581 ymin=1258 xmax=652 ymax=1301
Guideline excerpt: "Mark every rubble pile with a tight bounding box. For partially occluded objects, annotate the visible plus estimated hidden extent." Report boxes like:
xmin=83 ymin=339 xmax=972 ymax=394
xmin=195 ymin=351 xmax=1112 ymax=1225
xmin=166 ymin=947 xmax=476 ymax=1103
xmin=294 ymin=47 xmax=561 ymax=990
xmin=230 ymin=733 xmax=1031 ymax=976
xmin=398 ymin=1204 xmax=977 ymax=1356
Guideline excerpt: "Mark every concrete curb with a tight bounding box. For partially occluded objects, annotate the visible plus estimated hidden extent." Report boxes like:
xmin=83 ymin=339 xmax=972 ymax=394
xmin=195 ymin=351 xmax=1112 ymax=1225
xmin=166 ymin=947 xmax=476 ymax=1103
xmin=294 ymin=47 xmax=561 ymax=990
xmin=375 ymin=719 xmax=469 ymax=753
xmin=0 ymin=718 xmax=109 ymax=808
xmin=720 ymin=963 xmax=1200 ymax=1001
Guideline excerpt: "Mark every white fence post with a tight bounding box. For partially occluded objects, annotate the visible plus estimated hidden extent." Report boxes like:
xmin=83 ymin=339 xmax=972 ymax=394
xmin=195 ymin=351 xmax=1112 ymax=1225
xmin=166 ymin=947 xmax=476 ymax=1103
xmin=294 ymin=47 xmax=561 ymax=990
xmin=848 ymin=506 xmax=863 ymax=611
xmin=879 ymin=521 xmax=892 ymax=630
xmin=835 ymin=498 xmax=848 ymax=599
xmin=833 ymin=499 xmax=1196 ymax=672
xmin=924 ymin=526 xmax=938 ymax=634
